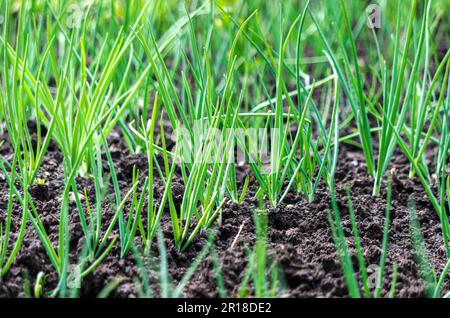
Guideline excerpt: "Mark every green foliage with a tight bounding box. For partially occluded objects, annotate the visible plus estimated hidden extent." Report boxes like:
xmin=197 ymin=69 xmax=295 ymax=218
xmin=0 ymin=0 xmax=448 ymax=298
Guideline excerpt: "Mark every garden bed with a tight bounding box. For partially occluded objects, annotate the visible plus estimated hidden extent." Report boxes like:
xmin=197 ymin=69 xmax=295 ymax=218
xmin=0 ymin=128 xmax=446 ymax=298
xmin=0 ymin=0 xmax=449 ymax=300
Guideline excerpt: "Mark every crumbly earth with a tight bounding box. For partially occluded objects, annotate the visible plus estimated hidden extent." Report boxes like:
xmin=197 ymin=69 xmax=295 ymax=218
xmin=0 ymin=126 xmax=448 ymax=298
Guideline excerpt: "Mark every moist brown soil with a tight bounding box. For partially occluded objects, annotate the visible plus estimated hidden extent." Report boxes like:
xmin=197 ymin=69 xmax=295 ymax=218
xmin=0 ymin=127 xmax=448 ymax=298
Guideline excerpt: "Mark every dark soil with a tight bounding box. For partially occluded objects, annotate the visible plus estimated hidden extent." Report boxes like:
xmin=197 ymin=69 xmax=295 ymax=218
xmin=0 ymin=127 xmax=448 ymax=298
